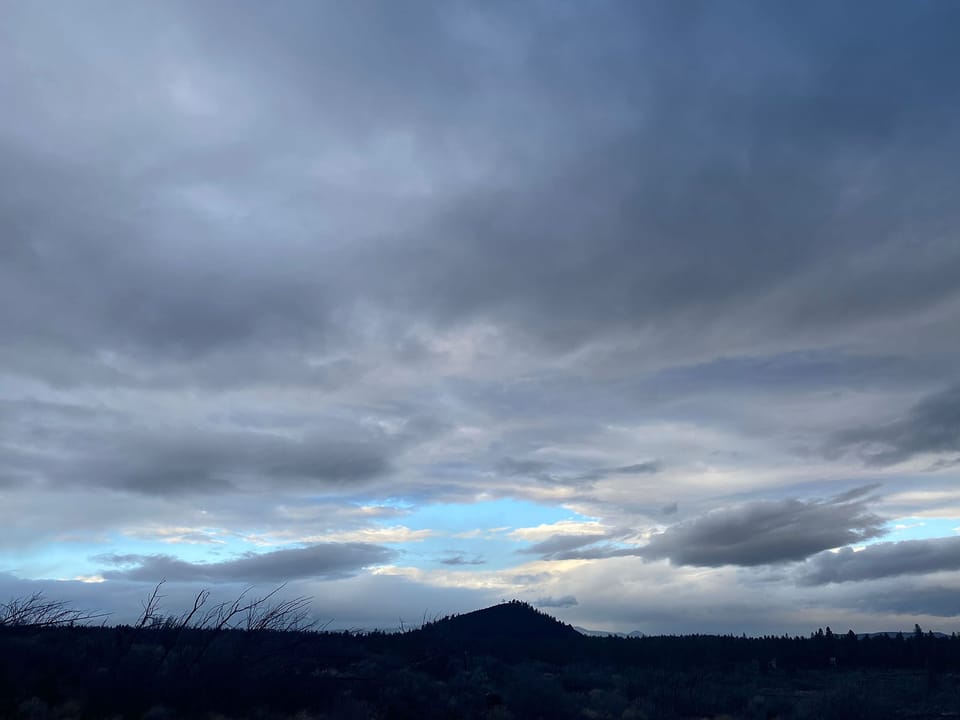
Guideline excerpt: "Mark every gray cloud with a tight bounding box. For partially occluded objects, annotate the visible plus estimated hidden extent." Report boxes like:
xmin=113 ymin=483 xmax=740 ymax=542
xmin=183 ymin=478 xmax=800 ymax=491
xmin=642 ymin=488 xmax=887 ymax=567
xmin=850 ymin=585 xmax=960 ymax=618
xmin=439 ymin=554 xmax=486 ymax=567
xmin=800 ymin=536 xmax=960 ymax=586
xmin=372 ymin=2 xmax=960 ymax=359
xmin=534 ymin=595 xmax=578 ymax=609
xmin=573 ymin=462 xmax=663 ymax=483
xmin=830 ymin=384 xmax=960 ymax=466
xmin=0 ymin=396 xmax=443 ymax=497
xmin=614 ymin=462 xmax=662 ymax=475
xmin=520 ymin=534 xmax=617 ymax=558
xmin=10 ymin=424 xmax=394 ymax=496
xmin=926 ymin=456 xmax=960 ymax=472
xmin=2 ymin=0 xmax=960 ymax=634
xmin=91 ymin=429 xmax=394 ymax=495
xmin=495 ymin=457 xmax=554 ymax=478
xmin=496 ymin=457 xmax=661 ymax=487
xmin=1 ymin=2 xmax=958 ymax=389
xmin=551 ymin=546 xmax=643 ymax=562
xmin=96 ymin=543 xmax=395 ymax=583
xmin=479 ymin=486 xmax=891 ymax=566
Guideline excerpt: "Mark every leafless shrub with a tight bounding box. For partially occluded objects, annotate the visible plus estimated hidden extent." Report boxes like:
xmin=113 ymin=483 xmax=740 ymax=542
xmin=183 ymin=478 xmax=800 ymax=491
xmin=1 ymin=581 xmax=318 ymax=635
xmin=142 ymin=582 xmax=320 ymax=663
xmin=0 ymin=591 xmax=108 ymax=628
xmin=243 ymin=584 xmax=318 ymax=633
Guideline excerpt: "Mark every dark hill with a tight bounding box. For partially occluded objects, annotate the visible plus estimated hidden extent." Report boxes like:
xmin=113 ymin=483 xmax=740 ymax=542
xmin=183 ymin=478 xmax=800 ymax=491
xmin=400 ymin=600 xmax=583 ymax=660
xmin=419 ymin=600 xmax=580 ymax=642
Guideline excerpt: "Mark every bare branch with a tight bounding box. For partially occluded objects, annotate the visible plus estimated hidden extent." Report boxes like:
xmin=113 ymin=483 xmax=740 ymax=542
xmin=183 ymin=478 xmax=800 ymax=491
xmin=178 ymin=588 xmax=211 ymax=629
xmin=135 ymin=579 xmax=167 ymax=630
xmin=244 ymin=593 xmax=315 ymax=632
xmin=0 ymin=591 xmax=109 ymax=628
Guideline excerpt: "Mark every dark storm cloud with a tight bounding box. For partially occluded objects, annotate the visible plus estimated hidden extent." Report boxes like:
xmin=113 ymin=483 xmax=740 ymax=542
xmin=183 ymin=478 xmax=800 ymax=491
xmin=0 ymin=3 xmax=378 ymax=381
xmin=96 ymin=543 xmax=395 ymax=583
xmin=851 ymin=585 xmax=960 ymax=618
xmin=0 ymin=396 xmax=442 ymax=496
xmin=800 ymin=536 xmax=960 ymax=586
xmin=504 ymin=485 xmax=889 ymax=564
xmin=4 ymin=422 xmax=398 ymax=496
xmin=433 ymin=351 xmax=952 ymax=441
xmin=0 ymin=134 xmax=341 ymax=370
xmin=830 ymin=384 xmax=960 ymax=466
xmin=376 ymin=2 xmax=960 ymax=354
xmin=0 ymin=1 xmax=490 ymax=381
xmin=642 ymin=487 xmax=886 ymax=567
xmin=87 ymin=428 xmax=395 ymax=495
xmin=1 ymin=2 xmax=959 ymax=388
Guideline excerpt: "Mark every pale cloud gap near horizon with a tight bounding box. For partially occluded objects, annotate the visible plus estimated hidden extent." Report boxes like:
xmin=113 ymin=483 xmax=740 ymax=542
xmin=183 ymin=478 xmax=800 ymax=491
xmin=1 ymin=0 xmax=960 ymax=633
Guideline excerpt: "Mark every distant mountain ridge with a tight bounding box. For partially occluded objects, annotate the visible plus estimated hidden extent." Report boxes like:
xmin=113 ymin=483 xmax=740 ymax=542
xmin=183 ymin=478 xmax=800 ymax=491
xmin=574 ymin=626 xmax=646 ymax=638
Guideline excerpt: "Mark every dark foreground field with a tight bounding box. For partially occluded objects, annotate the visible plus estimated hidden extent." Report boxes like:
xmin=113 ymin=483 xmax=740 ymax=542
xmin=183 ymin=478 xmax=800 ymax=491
xmin=3 ymin=599 xmax=960 ymax=720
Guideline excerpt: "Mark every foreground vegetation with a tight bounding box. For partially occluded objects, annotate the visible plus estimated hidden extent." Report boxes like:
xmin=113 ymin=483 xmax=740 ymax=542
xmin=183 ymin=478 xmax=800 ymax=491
xmin=2 ymin=591 xmax=959 ymax=719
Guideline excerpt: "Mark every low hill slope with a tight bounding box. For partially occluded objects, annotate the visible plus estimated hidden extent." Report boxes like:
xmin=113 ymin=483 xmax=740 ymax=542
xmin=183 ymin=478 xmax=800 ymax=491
xmin=421 ymin=600 xmax=580 ymax=641
xmin=399 ymin=600 xmax=583 ymax=659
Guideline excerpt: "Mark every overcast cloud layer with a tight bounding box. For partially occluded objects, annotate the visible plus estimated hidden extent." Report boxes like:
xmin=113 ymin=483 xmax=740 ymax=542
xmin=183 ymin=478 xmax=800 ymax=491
xmin=2 ymin=0 xmax=960 ymax=634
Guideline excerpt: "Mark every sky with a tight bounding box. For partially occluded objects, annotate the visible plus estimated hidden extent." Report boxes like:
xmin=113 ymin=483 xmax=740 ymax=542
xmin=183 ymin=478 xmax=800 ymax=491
xmin=2 ymin=0 xmax=960 ymax=635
